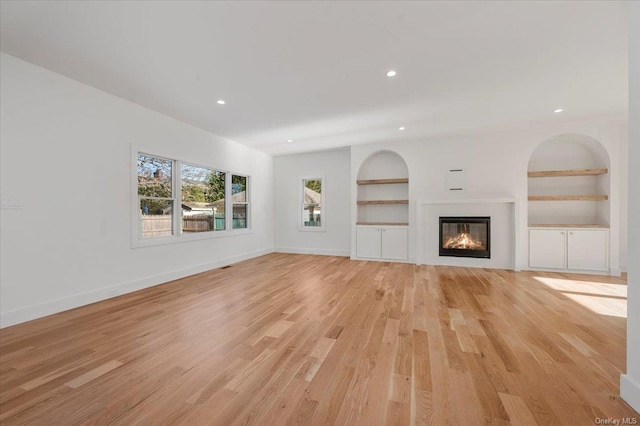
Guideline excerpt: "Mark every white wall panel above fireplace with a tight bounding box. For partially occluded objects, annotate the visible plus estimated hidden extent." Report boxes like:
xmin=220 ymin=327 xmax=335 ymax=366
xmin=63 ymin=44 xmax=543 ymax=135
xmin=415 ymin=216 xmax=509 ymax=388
xmin=417 ymin=198 xmax=517 ymax=270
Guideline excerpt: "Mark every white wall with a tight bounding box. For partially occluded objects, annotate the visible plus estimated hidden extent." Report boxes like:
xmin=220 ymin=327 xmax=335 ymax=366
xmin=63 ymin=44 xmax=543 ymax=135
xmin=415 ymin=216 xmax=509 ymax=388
xmin=0 ymin=53 xmax=274 ymax=327
xmin=621 ymin=1 xmax=640 ymax=413
xmin=350 ymin=120 xmax=627 ymax=271
xmin=273 ymin=148 xmax=351 ymax=256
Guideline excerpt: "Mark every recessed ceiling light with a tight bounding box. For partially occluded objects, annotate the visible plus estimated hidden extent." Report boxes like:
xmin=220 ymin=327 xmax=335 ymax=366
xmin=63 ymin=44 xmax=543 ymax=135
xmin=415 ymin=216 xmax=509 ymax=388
xmin=399 ymin=127 xmax=405 ymax=131
xmin=217 ymin=100 xmax=226 ymax=105
xmin=386 ymin=70 xmax=397 ymax=77
xmin=554 ymin=108 xmax=563 ymax=113
xmin=287 ymin=139 xmax=293 ymax=143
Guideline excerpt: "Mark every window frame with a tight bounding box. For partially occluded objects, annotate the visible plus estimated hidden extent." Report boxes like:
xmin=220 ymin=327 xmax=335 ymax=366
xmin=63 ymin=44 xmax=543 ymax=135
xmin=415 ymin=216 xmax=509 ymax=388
xmin=131 ymin=146 xmax=252 ymax=248
xmin=136 ymin=152 xmax=177 ymax=243
xmin=181 ymin=162 xmax=228 ymax=234
xmin=299 ymin=175 xmax=326 ymax=232
xmin=231 ymin=174 xmax=250 ymax=230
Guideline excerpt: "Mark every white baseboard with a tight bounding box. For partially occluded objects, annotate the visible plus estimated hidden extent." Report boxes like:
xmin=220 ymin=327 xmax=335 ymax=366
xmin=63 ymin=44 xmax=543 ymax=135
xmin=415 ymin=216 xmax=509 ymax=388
xmin=621 ymin=374 xmax=640 ymax=413
xmin=524 ymin=266 xmax=615 ymax=276
xmin=274 ymin=247 xmax=350 ymax=257
xmin=0 ymin=248 xmax=273 ymax=328
xmin=621 ymin=264 xmax=628 ymax=273
xmin=610 ymin=266 xmax=623 ymax=277
xmin=350 ymin=257 xmax=414 ymax=264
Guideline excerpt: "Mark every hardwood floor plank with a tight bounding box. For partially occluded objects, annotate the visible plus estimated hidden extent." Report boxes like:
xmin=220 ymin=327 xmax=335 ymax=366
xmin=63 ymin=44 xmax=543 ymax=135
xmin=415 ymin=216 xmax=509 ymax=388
xmin=0 ymin=253 xmax=636 ymax=425
xmin=64 ymin=360 xmax=123 ymax=389
xmin=498 ymin=392 xmax=539 ymax=426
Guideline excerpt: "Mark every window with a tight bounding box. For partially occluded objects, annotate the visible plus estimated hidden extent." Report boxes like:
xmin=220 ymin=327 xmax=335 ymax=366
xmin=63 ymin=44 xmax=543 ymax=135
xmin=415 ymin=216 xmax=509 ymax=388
xmin=181 ymin=164 xmax=226 ymax=233
xmin=232 ymin=175 xmax=248 ymax=229
xmin=137 ymin=154 xmax=174 ymax=238
xmin=301 ymin=177 xmax=324 ymax=231
xmin=133 ymin=149 xmax=251 ymax=247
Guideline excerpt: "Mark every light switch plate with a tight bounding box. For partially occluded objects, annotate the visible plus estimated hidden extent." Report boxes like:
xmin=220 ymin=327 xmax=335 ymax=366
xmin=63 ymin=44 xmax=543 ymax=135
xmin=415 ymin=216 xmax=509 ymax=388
xmin=1 ymin=198 xmax=22 ymax=209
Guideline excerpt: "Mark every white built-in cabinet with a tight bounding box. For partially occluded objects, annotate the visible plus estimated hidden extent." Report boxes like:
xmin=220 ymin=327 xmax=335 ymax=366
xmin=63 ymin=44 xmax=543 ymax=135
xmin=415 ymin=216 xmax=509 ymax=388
xmin=529 ymin=228 xmax=567 ymax=269
xmin=355 ymin=151 xmax=409 ymax=261
xmin=567 ymin=228 xmax=609 ymax=271
xmin=529 ymin=227 xmax=609 ymax=272
xmin=356 ymin=226 xmax=408 ymax=260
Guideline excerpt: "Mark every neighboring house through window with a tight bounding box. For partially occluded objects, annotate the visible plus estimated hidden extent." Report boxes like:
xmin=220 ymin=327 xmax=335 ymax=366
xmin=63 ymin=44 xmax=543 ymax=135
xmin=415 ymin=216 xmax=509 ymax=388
xmin=301 ymin=177 xmax=325 ymax=231
xmin=232 ymin=175 xmax=249 ymax=229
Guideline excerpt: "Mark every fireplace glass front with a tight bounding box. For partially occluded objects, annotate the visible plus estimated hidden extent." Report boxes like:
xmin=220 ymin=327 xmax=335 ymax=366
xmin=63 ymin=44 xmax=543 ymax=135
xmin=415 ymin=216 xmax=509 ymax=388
xmin=439 ymin=216 xmax=490 ymax=259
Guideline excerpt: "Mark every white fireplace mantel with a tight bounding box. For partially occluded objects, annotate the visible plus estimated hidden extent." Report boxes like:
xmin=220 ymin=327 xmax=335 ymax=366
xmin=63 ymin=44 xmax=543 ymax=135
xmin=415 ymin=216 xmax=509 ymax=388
xmin=416 ymin=196 xmax=520 ymax=270
xmin=418 ymin=196 xmax=517 ymax=205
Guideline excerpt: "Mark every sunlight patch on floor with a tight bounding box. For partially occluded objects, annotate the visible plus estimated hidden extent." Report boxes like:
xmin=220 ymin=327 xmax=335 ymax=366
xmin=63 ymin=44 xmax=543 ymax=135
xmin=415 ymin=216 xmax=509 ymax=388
xmin=533 ymin=276 xmax=627 ymax=318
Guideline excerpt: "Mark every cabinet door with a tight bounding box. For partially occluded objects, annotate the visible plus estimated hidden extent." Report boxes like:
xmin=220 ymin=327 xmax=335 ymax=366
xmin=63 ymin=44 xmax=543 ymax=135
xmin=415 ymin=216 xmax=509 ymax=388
xmin=529 ymin=229 xmax=566 ymax=269
xmin=567 ymin=230 xmax=609 ymax=271
xmin=381 ymin=227 xmax=408 ymax=260
xmin=356 ymin=227 xmax=382 ymax=258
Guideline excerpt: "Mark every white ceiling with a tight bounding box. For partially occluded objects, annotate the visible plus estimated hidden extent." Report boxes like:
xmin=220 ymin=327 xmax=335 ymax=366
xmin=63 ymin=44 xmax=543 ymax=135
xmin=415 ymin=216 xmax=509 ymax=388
xmin=0 ymin=1 xmax=628 ymax=155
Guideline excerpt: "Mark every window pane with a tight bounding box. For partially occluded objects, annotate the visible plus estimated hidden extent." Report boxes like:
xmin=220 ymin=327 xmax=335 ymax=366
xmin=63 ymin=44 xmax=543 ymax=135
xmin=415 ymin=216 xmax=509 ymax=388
xmin=304 ymin=179 xmax=322 ymax=194
xmin=138 ymin=154 xmax=172 ymax=198
xmin=139 ymin=199 xmax=173 ymax=238
xmin=232 ymin=175 xmax=247 ymax=202
xmin=181 ymin=165 xmax=225 ymax=232
xmin=303 ymin=205 xmax=321 ymax=226
xmin=233 ymin=204 xmax=247 ymax=229
xmin=303 ymin=179 xmax=322 ymax=227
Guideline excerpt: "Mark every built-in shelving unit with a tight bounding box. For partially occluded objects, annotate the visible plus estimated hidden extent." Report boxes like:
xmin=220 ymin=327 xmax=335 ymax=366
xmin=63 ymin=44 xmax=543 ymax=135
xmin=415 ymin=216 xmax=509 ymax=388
xmin=528 ymin=194 xmax=608 ymax=201
xmin=355 ymin=151 xmax=410 ymax=261
xmin=356 ymin=151 xmax=409 ymax=226
xmin=526 ymin=135 xmax=612 ymax=273
xmin=527 ymin=168 xmax=608 ymax=178
xmin=356 ymin=221 xmax=409 ymax=226
xmin=357 ymin=199 xmax=409 ymax=205
xmin=528 ymin=223 xmax=609 ymax=228
xmin=527 ymin=136 xmax=610 ymax=228
xmin=357 ymin=178 xmax=409 ymax=185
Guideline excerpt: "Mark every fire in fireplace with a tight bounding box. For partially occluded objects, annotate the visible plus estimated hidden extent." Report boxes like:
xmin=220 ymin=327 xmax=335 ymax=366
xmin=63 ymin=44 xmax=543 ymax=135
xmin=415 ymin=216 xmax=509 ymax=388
xmin=439 ymin=216 xmax=490 ymax=259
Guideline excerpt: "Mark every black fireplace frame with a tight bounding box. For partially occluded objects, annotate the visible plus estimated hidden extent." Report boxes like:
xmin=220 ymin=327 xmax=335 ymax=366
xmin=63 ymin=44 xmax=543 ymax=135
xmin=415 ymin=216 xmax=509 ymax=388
xmin=439 ymin=216 xmax=491 ymax=259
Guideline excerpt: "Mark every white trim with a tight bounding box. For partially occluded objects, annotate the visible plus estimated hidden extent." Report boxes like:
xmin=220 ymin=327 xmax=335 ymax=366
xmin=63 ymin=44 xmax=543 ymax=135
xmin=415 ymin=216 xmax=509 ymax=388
xmin=524 ymin=267 xmax=616 ymax=277
xmin=419 ymin=197 xmax=517 ymax=205
xmin=274 ymin=247 xmax=349 ymax=257
xmin=610 ymin=267 xmax=622 ymax=277
xmin=299 ymin=175 xmax=326 ymax=232
xmin=350 ymin=256 xmax=414 ymax=264
xmin=0 ymin=248 xmax=273 ymax=328
xmin=621 ymin=374 xmax=640 ymax=413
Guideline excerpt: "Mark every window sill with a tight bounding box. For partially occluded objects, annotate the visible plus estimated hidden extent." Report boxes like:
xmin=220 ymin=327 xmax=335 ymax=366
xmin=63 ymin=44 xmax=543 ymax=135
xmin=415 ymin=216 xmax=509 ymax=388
xmin=132 ymin=228 xmax=253 ymax=248
xmin=298 ymin=227 xmax=326 ymax=233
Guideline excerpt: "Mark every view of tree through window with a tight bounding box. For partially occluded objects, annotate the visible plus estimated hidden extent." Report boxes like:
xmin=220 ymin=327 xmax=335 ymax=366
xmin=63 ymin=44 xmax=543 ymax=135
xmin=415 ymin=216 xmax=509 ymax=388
xmin=303 ymin=178 xmax=322 ymax=227
xmin=135 ymin=152 xmax=251 ymax=242
xmin=181 ymin=164 xmax=226 ymax=232
xmin=232 ymin=175 xmax=248 ymax=229
xmin=138 ymin=154 xmax=173 ymax=238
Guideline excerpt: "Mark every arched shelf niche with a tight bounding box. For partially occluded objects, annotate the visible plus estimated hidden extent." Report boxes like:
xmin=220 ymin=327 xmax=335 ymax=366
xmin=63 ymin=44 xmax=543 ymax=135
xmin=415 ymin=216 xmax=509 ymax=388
xmin=356 ymin=150 xmax=409 ymax=225
xmin=527 ymin=133 xmax=610 ymax=227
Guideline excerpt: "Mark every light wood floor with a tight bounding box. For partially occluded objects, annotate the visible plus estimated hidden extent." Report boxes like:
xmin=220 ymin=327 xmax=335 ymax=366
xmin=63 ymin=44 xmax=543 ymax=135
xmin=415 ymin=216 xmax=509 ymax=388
xmin=0 ymin=254 xmax=637 ymax=425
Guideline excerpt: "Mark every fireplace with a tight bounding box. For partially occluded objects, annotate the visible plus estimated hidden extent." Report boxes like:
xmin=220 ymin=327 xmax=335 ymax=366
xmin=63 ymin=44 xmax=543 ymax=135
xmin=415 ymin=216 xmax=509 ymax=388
xmin=439 ymin=216 xmax=490 ymax=259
